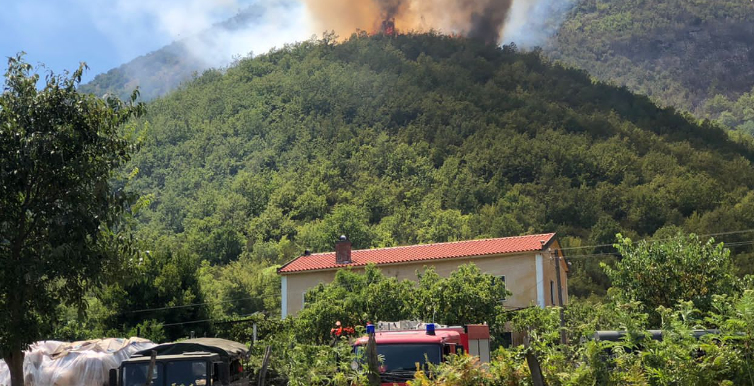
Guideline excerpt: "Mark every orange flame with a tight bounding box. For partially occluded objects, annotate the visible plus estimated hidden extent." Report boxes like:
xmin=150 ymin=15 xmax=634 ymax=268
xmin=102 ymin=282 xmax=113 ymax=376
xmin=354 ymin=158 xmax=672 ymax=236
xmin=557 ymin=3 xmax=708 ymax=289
xmin=302 ymin=0 xmax=512 ymax=43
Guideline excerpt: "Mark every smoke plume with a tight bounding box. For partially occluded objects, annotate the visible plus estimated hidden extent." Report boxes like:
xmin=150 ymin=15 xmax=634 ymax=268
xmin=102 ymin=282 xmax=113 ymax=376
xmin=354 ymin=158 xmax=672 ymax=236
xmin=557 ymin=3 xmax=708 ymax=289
xmin=303 ymin=0 xmax=514 ymax=44
xmin=502 ymin=0 xmax=576 ymax=47
xmin=81 ymin=0 xmax=313 ymax=67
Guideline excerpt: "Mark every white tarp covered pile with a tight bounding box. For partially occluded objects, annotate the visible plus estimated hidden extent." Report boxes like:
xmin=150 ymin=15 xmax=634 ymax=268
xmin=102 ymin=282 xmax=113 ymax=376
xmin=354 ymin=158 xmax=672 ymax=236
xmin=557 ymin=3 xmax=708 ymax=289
xmin=0 ymin=337 xmax=155 ymax=386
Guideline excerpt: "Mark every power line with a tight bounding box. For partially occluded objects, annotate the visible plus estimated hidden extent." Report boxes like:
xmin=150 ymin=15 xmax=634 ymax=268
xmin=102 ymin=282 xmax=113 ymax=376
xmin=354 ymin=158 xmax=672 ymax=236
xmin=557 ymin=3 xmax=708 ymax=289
xmin=162 ymin=313 xmax=260 ymax=328
xmin=558 ymin=228 xmax=754 ymax=252
xmin=563 ymin=252 xmax=621 ymax=260
xmin=563 ymin=239 xmax=754 ymax=260
xmin=123 ymin=296 xmax=258 ymax=314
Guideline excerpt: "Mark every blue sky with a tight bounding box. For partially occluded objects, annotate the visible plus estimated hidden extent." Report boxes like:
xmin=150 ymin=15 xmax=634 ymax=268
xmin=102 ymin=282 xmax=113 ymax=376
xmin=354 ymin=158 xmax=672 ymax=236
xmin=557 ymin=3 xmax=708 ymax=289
xmin=0 ymin=0 xmax=258 ymax=83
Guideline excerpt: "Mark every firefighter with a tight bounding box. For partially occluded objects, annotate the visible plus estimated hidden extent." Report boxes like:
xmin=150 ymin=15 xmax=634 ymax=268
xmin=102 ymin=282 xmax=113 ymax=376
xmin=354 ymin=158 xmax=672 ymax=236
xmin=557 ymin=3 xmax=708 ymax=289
xmin=330 ymin=321 xmax=355 ymax=345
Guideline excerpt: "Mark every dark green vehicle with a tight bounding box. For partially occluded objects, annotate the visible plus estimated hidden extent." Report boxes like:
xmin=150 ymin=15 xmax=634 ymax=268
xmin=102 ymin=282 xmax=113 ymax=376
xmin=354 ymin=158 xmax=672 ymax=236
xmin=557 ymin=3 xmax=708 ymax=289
xmin=109 ymin=338 xmax=250 ymax=386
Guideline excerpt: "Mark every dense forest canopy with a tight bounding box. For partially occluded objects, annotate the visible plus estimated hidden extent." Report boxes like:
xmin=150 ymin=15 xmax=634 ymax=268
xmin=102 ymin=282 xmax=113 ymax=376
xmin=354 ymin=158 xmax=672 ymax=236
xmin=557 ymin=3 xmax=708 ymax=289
xmin=545 ymin=0 xmax=754 ymax=133
xmin=117 ymin=32 xmax=754 ymax=313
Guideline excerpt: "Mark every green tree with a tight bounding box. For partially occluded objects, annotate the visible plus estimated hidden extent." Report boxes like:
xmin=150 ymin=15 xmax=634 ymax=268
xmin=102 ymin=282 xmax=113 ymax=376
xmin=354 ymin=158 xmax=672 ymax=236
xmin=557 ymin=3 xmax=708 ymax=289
xmin=294 ymin=263 xmax=509 ymax=344
xmin=0 ymin=55 xmax=143 ymax=385
xmin=94 ymin=246 xmax=209 ymax=341
xmin=413 ymin=264 xmax=510 ymax=326
xmin=295 ymin=265 xmax=413 ymax=344
xmin=604 ymin=232 xmax=739 ymax=323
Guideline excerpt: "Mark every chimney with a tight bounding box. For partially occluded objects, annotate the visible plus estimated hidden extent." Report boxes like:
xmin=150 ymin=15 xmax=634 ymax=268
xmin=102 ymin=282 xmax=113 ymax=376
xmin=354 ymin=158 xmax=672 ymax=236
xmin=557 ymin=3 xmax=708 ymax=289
xmin=335 ymin=235 xmax=352 ymax=264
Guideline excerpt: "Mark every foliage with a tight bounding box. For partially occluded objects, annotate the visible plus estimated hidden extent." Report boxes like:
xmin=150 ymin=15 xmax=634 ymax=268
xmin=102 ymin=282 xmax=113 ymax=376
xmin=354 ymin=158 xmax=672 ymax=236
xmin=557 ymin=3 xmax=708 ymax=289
xmin=91 ymin=245 xmax=210 ymax=341
xmin=80 ymin=0 xmax=754 ymax=137
xmin=197 ymin=259 xmax=281 ymax=320
xmin=294 ymin=265 xmax=412 ymax=344
xmin=408 ymin=351 xmax=529 ymax=386
xmin=0 ymin=54 xmax=143 ymax=384
xmin=251 ymin=331 xmax=370 ymax=386
xmin=293 ymin=263 xmax=508 ymax=344
xmin=702 ymin=87 xmax=754 ymax=135
xmin=545 ymin=0 xmax=754 ymax=131
xmin=604 ymin=232 xmax=739 ymax=321
xmin=125 ymin=319 xmax=166 ymax=343
xmin=45 ymin=28 xmax=754 ymax=356
xmin=409 ymin=293 xmax=754 ymax=386
xmin=413 ymin=264 xmax=509 ymax=326
xmin=115 ymin=32 xmax=754 ymax=307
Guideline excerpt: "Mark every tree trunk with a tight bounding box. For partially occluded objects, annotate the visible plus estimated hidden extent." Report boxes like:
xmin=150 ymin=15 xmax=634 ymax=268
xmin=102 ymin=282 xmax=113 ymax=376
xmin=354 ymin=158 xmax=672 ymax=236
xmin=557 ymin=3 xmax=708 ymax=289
xmin=525 ymin=351 xmax=546 ymax=386
xmin=4 ymin=349 xmax=25 ymax=386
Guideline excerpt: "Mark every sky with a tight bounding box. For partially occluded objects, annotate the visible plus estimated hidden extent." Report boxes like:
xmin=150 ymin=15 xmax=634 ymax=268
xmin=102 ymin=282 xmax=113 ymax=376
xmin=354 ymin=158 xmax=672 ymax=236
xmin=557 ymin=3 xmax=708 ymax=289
xmin=0 ymin=0 xmax=262 ymax=83
xmin=0 ymin=0 xmax=569 ymax=85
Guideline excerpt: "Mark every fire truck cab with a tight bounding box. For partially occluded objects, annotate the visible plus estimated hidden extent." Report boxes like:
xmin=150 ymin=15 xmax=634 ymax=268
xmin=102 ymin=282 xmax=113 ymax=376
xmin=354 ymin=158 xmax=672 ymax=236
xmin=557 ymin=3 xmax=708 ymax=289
xmin=353 ymin=323 xmax=490 ymax=386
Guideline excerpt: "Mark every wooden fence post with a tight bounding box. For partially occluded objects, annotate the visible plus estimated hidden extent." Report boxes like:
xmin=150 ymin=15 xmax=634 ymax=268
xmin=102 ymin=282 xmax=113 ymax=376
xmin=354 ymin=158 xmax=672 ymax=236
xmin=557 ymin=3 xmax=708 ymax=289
xmin=257 ymin=345 xmax=272 ymax=386
xmin=143 ymin=351 xmax=157 ymax=386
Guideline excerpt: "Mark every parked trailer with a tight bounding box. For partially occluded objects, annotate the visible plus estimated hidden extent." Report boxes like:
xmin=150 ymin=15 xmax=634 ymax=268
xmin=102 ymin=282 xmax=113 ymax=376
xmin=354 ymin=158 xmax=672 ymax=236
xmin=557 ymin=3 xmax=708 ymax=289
xmin=0 ymin=338 xmax=154 ymax=386
xmin=109 ymin=338 xmax=250 ymax=386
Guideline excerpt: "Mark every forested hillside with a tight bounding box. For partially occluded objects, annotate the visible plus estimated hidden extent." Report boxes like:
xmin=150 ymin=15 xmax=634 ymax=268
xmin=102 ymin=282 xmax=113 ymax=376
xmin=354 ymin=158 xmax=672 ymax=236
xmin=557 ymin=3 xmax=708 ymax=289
xmin=78 ymin=5 xmax=277 ymax=101
xmin=104 ymin=31 xmax=754 ymax=319
xmin=545 ymin=0 xmax=754 ymax=133
xmin=77 ymin=42 xmax=204 ymax=101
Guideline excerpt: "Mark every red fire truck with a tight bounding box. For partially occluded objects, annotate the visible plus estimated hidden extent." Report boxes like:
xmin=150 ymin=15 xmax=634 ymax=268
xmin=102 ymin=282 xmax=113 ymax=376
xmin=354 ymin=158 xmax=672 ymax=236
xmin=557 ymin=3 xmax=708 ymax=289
xmin=353 ymin=323 xmax=490 ymax=386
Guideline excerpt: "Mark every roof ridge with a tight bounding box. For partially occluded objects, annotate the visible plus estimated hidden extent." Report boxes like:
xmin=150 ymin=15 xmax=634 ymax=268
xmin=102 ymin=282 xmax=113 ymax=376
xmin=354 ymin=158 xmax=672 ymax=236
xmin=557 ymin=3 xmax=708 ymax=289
xmin=298 ymin=233 xmax=555 ymax=257
xmin=279 ymin=232 xmax=557 ymax=274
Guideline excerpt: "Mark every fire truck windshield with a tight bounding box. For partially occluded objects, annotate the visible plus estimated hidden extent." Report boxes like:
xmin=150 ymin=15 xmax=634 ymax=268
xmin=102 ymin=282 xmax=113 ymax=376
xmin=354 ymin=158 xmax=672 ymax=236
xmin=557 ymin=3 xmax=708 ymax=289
xmin=359 ymin=343 xmax=442 ymax=372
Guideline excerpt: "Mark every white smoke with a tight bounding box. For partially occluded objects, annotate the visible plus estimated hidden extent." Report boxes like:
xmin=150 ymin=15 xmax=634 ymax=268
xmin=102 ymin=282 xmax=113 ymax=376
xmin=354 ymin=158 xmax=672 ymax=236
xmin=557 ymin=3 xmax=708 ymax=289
xmin=501 ymin=0 xmax=577 ymax=48
xmin=80 ymin=0 xmax=574 ymax=71
xmin=176 ymin=0 xmax=315 ymax=67
xmin=80 ymin=0 xmax=315 ymax=67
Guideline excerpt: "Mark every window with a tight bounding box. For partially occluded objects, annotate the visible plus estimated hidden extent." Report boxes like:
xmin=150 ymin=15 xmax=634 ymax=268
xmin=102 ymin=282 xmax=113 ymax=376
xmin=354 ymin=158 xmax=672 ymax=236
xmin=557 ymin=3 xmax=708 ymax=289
xmin=356 ymin=343 xmax=442 ymax=371
xmin=122 ymin=363 xmax=164 ymax=386
xmin=497 ymin=276 xmax=506 ymax=302
xmin=550 ymin=280 xmax=555 ymax=305
xmin=166 ymin=360 xmax=208 ymax=386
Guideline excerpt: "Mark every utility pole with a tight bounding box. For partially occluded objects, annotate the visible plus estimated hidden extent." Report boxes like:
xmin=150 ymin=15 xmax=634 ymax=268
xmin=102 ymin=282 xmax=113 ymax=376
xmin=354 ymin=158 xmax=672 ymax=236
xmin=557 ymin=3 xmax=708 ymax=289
xmin=549 ymin=247 xmax=567 ymax=345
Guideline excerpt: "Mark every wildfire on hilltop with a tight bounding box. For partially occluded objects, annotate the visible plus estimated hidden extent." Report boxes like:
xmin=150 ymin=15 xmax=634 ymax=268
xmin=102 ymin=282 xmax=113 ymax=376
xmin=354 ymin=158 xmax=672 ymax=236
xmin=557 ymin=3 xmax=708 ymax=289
xmin=303 ymin=0 xmax=512 ymax=44
xmin=381 ymin=18 xmax=397 ymax=36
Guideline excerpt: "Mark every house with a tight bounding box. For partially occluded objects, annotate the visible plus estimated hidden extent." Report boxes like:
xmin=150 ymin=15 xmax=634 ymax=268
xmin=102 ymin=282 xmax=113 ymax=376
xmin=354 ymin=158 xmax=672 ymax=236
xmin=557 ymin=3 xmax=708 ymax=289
xmin=277 ymin=232 xmax=568 ymax=318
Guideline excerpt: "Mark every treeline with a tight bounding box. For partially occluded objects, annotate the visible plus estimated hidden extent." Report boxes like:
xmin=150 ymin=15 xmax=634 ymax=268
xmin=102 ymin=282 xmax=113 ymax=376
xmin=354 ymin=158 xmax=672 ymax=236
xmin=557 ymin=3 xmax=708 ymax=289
xmin=61 ymin=32 xmax=754 ymax=340
xmin=545 ymin=0 xmax=754 ymax=132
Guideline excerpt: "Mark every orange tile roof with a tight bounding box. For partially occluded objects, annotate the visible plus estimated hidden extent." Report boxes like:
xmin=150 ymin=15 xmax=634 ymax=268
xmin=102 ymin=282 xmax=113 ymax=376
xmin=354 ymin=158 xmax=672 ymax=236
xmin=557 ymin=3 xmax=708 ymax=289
xmin=278 ymin=233 xmax=556 ymax=274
